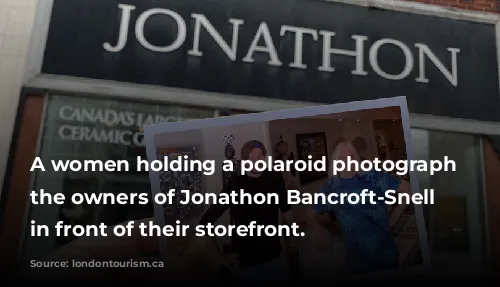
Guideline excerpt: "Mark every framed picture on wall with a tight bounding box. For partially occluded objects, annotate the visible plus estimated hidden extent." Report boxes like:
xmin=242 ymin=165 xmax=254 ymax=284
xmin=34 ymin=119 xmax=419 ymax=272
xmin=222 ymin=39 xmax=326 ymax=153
xmin=296 ymin=132 xmax=328 ymax=185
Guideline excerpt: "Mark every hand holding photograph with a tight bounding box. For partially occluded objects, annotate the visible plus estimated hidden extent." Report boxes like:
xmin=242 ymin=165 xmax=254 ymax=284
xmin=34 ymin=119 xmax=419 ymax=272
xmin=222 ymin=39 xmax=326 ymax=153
xmin=143 ymin=97 xmax=430 ymax=283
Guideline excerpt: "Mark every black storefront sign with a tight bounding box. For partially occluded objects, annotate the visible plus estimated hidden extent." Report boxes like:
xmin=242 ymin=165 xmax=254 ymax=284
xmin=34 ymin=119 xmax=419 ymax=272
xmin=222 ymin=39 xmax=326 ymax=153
xmin=42 ymin=0 xmax=500 ymax=122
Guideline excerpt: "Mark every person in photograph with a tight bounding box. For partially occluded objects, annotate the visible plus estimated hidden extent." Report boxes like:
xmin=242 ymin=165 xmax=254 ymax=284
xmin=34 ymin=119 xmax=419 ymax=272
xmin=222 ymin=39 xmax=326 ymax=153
xmin=196 ymin=139 xmax=296 ymax=283
xmin=307 ymin=141 xmax=412 ymax=274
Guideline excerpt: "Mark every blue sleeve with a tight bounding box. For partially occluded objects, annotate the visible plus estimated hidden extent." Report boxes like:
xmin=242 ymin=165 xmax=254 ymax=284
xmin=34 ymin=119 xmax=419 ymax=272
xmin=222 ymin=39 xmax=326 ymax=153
xmin=312 ymin=179 xmax=335 ymax=214
xmin=373 ymin=171 xmax=402 ymax=196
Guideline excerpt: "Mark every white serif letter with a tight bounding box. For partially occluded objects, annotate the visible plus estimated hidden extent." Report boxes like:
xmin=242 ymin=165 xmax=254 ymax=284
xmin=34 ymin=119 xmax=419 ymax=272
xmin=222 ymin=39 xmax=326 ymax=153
xmin=103 ymin=4 xmax=136 ymax=52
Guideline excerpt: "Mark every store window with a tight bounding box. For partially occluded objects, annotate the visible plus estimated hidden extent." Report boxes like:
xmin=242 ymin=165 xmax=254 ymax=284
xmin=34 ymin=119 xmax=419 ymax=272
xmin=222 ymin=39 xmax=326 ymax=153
xmin=411 ymin=129 xmax=487 ymax=271
xmin=22 ymin=95 xmax=217 ymax=259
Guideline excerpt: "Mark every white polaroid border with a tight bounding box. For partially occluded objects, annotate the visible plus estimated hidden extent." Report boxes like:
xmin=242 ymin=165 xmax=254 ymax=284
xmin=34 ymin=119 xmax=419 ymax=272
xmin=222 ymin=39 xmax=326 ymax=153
xmin=143 ymin=96 xmax=431 ymax=274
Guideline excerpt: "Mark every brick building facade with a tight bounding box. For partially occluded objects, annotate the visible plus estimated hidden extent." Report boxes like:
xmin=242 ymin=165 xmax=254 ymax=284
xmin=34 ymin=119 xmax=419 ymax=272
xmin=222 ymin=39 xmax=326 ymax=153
xmin=413 ymin=0 xmax=498 ymax=13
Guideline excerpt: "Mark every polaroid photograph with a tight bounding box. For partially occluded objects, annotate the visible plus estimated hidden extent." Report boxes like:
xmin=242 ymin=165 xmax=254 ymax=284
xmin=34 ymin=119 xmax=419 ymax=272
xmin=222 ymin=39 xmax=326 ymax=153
xmin=143 ymin=97 xmax=430 ymax=280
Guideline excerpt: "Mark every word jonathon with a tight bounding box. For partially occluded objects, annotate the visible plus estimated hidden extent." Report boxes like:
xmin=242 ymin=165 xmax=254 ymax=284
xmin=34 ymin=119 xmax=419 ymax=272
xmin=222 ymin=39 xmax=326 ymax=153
xmin=104 ymin=4 xmax=459 ymax=86
xmin=161 ymin=189 xmax=435 ymax=205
